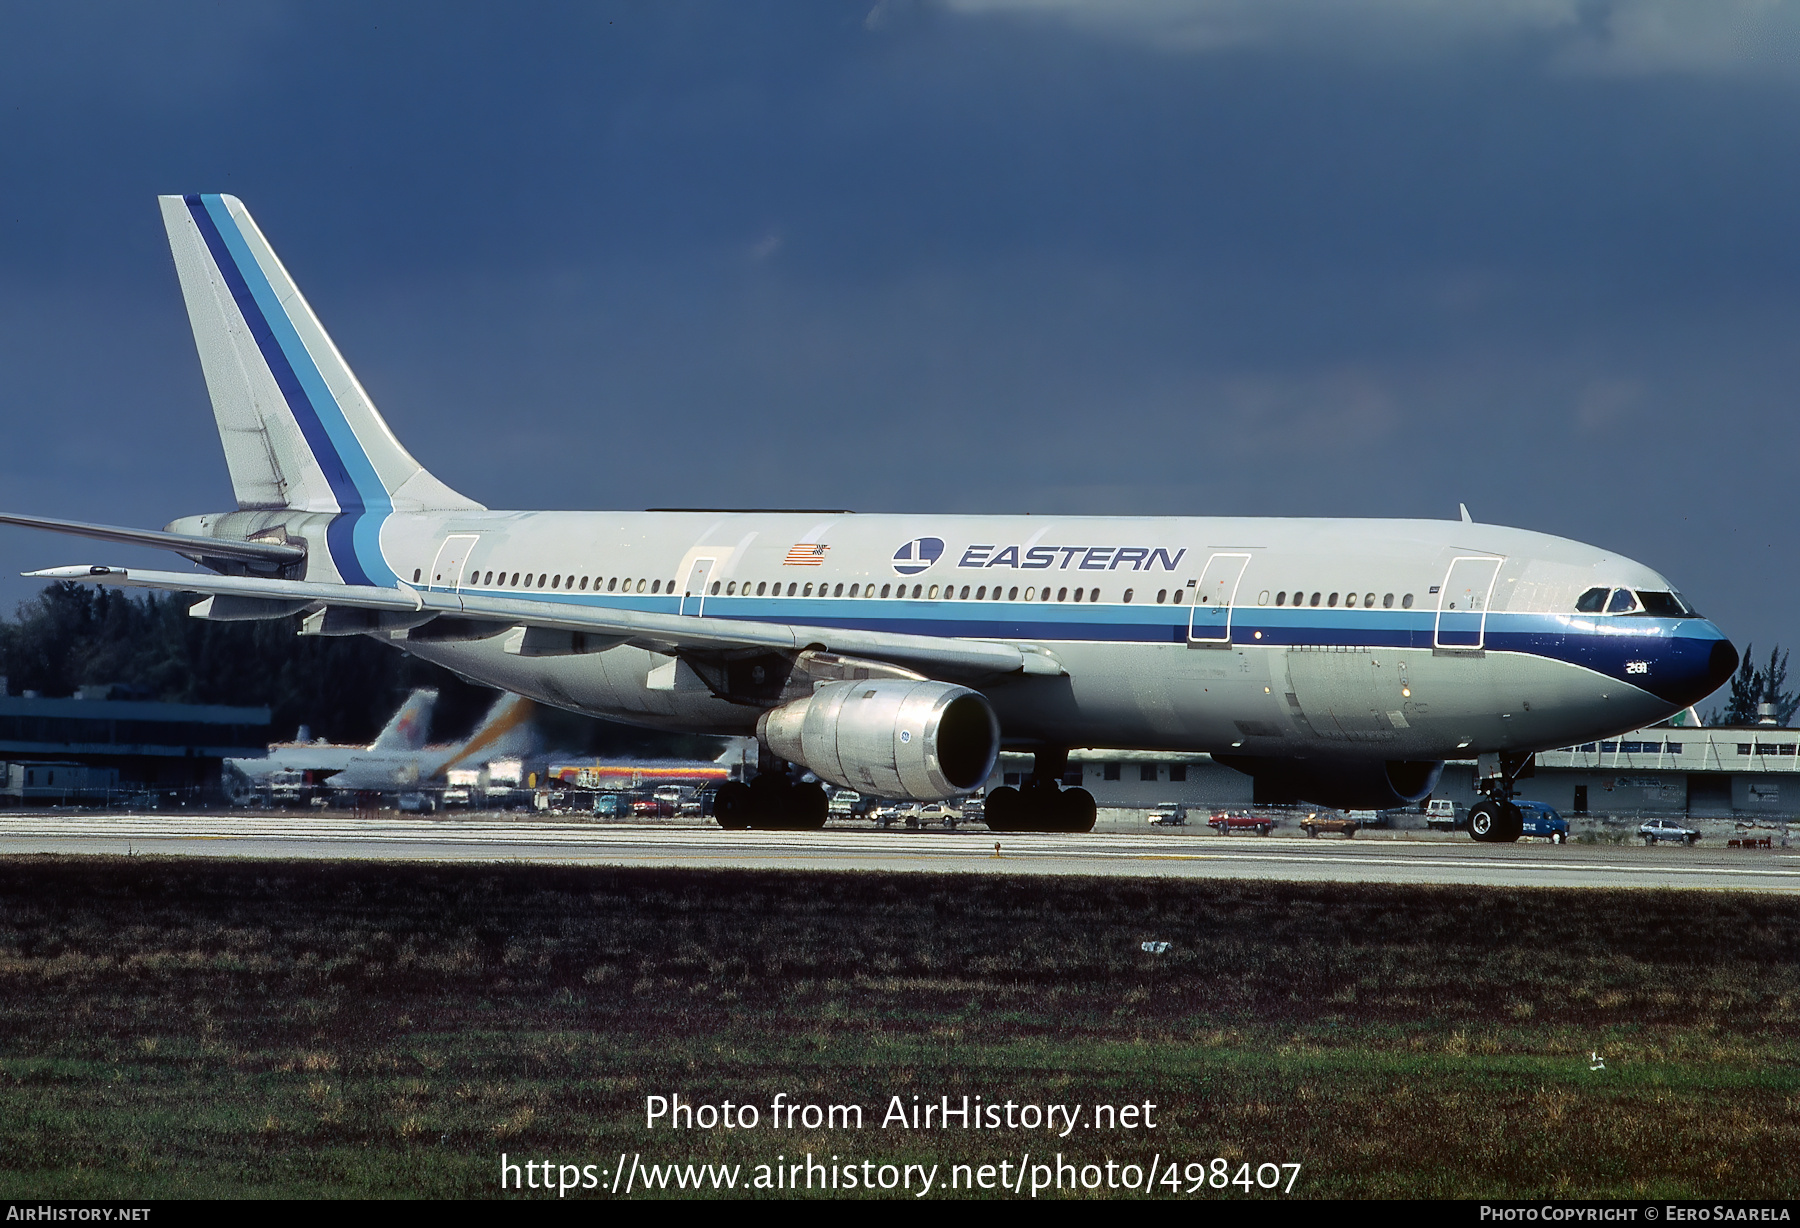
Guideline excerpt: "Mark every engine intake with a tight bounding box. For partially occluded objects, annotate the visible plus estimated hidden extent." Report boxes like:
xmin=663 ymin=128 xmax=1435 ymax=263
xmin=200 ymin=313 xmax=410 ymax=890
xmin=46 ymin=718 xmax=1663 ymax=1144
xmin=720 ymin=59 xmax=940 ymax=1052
xmin=756 ymin=679 xmax=1000 ymax=801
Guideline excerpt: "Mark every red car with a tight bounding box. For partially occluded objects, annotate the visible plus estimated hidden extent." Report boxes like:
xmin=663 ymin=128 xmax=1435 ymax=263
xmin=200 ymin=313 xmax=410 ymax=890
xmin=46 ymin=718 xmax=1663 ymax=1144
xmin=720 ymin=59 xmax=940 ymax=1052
xmin=1208 ymin=810 xmax=1274 ymax=836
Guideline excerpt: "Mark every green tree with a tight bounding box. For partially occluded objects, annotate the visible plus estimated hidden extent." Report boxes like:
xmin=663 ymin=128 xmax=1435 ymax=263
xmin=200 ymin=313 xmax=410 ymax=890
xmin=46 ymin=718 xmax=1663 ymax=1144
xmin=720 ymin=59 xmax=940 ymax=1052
xmin=1709 ymin=643 xmax=1800 ymax=727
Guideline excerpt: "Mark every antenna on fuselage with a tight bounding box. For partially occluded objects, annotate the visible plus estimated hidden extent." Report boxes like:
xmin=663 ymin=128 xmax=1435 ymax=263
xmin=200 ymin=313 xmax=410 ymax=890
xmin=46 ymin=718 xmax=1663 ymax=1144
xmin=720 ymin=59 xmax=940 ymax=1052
xmin=1459 ymin=503 xmax=1473 ymax=523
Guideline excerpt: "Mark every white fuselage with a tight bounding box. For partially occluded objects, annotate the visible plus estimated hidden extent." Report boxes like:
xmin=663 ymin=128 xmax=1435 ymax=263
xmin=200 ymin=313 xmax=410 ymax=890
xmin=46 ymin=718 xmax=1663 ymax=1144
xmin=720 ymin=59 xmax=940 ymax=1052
xmin=200 ymin=506 xmax=1733 ymax=762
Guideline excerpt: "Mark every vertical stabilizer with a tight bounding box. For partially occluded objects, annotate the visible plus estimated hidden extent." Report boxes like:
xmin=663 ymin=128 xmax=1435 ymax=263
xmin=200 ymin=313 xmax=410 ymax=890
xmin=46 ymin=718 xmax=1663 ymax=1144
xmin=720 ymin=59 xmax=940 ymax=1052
xmin=369 ymin=688 xmax=439 ymax=752
xmin=159 ymin=194 xmax=482 ymax=584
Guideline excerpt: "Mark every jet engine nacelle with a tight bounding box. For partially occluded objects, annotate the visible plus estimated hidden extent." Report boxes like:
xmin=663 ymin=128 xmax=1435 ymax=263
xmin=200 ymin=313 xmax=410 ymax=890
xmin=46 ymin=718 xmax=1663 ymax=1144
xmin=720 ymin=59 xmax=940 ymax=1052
xmin=756 ymin=679 xmax=1000 ymax=801
xmin=1213 ymin=755 xmax=1445 ymax=811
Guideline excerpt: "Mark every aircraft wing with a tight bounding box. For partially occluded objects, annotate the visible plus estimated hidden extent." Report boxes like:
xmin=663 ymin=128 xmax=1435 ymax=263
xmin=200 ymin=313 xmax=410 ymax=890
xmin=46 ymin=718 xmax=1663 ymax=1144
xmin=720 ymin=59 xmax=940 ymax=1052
xmin=27 ymin=565 xmax=1062 ymax=680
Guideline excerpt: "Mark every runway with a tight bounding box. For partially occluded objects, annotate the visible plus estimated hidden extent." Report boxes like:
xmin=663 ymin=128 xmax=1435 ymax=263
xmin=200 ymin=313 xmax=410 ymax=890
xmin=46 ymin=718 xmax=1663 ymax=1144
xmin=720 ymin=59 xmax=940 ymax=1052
xmin=1 ymin=813 xmax=1797 ymax=891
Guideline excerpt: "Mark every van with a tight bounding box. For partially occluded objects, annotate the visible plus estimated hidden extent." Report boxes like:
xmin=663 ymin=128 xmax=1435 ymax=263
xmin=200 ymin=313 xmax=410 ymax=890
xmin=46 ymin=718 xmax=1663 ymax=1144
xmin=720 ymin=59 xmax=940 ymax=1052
xmin=1425 ymin=799 xmax=1463 ymax=831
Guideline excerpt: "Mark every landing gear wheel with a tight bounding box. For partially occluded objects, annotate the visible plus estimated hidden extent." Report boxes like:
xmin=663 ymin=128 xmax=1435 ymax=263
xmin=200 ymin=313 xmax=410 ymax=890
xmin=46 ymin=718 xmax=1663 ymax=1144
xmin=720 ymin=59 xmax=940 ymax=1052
xmin=1497 ymin=801 xmax=1524 ymax=842
xmin=747 ymin=773 xmax=791 ymax=830
xmin=1468 ymin=799 xmax=1502 ymax=843
xmin=714 ymin=781 xmax=754 ymax=830
xmin=791 ymin=781 xmax=829 ymax=830
xmin=983 ymin=786 xmax=1023 ymax=832
xmin=1056 ymin=787 xmax=1097 ymax=833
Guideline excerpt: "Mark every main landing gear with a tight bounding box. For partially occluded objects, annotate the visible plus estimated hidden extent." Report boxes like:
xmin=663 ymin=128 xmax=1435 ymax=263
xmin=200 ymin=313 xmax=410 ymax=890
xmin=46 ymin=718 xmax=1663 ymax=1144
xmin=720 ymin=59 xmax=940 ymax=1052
xmin=983 ymin=749 xmax=1097 ymax=833
xmin=1467 ymin=751 xmax=1533 ymax=843
xmin=714 ymin=751 xmax=827 ymax=831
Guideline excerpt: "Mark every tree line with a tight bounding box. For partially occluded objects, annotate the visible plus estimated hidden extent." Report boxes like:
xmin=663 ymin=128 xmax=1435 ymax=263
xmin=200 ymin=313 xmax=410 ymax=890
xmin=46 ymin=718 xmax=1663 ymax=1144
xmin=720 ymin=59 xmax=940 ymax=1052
xmin=0 ymin=582 xmax=719 ymax=757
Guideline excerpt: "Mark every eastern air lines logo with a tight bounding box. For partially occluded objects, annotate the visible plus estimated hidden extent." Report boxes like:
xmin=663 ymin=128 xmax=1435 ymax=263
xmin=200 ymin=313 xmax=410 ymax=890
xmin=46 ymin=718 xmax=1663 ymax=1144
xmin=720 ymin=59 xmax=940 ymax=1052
xmin=892 ymin=537 xmax=944 ymax=576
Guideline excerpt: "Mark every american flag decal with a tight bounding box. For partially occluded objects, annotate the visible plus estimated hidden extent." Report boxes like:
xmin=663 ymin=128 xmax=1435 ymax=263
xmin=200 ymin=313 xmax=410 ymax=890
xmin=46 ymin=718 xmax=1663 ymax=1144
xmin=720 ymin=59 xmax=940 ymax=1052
xmin=784 ymin=543 xmax=829 ymax=566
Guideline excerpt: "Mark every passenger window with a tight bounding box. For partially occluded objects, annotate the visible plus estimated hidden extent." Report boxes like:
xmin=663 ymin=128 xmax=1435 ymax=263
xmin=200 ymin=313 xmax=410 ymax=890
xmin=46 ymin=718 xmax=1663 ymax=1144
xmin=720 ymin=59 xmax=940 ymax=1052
xmin=1257 ymin=590 xmax=1268 ymax=606
xmin=412 ymin=568 xmax=421 ymax=582
xmin=1123 ymin=589 xmax=1134 ymax=603
xmin=606 ymin=577 xmax=615 ymax=591
xmin=912 ymin=584 xmax=923 ymax=599
xmin=1382 ymin=593 xmax=1393 ymax=608
xmin=1364 ymin=592 xmax=1375 ymax=607
xmin=803 ymin=583 xmax=813 ymax=597
xmin=1058 ymin=587 xmax=1068 ymax=602
xmin=648 ymin=579 xmax=657 ymax=594
xmin=1310 ymin=592 xmax=1321 ymax=607
xmin=959 ymin=586 xmax=969 ymax=599
xmin=1607 ymin=588 xmax=1638 ymax=614
xmin=1007 ymin=587 xmax=1019 ymax=600
xmin=1172 ymin=589 xmax=1184 ymax=604
xmin=930 ymin=585 xmax=941 ymax=599
xmin=1345 ymin=592 xmax=1357 ymax=608
xmin=976 ymin=586 xmax=986 ymax=600
xmin=1575 ymin=587 xmax=1609 ymax=613
xmin=1402 ymin=594 xmax=1413 ymax=608
xmin=710 ymin=581 xmax=720 ymax=595
xmin=1328 ymin=592 xmax=1339 ymax=607
xmin=1275 ymin=591 xmax=1286 ymax=606
xmin=756 ymin=582 xmax=767 ymax=596
xmin=835 ymin=584 xmax=845 ymax=597
xmin=1156 ymin=590 xmax=1167 ymax=604
xmin=880 ymin=584 xmax=891 ymax=598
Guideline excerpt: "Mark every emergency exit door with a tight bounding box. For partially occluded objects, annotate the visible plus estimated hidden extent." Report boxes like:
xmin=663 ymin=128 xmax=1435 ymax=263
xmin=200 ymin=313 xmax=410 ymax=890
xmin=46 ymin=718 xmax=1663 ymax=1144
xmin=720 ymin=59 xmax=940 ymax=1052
xmin=680 ymin=557 xmax=716 ymax=616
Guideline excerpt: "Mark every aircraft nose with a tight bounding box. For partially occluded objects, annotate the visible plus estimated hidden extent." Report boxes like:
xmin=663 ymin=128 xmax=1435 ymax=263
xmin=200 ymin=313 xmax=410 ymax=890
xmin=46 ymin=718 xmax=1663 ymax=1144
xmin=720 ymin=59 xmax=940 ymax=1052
xmin=1708 ymin=637 xmax=1740 ymax=693
xmin=1642 ymin=627 xmax=1737 ymax=709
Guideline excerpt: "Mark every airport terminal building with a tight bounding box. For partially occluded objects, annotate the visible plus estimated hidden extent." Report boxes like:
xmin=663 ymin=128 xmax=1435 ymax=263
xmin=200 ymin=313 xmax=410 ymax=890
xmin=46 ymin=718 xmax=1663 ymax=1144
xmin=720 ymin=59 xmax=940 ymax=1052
xmin=0 ymin=688 xmax=270 ymax=804
xmin=1001 ymin=725 xmax=1800 ymax=820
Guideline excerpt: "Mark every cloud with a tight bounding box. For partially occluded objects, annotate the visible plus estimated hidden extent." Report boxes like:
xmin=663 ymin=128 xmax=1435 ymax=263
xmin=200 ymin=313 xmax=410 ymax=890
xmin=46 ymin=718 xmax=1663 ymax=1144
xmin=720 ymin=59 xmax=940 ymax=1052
xmin=940 ymin=0 xmax=1800 ymax=78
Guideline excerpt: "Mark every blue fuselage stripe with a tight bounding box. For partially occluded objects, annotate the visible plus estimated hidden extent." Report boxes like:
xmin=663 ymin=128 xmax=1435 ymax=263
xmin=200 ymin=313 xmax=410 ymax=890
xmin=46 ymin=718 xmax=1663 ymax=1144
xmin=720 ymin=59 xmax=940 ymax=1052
xmin=457 ymin=584 xmax=1722 ymax=694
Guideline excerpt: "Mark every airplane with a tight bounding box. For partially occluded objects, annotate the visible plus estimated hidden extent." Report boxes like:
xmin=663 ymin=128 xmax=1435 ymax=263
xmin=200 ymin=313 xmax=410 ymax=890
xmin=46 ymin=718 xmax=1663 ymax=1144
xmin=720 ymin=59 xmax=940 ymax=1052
xmin=226 ymin=688 xmax=535 ymax=798
xmin=226 ymin=686 xmax=438 ymax=796
xmin=0 ymin=194 xmax=1740 ymax=840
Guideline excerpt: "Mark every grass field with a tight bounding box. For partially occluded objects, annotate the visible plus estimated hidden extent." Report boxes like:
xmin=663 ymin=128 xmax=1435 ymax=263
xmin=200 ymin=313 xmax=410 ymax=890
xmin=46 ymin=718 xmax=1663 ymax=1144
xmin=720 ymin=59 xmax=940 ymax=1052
xmin=1 ymin=855 xmax=1797 ymax=1199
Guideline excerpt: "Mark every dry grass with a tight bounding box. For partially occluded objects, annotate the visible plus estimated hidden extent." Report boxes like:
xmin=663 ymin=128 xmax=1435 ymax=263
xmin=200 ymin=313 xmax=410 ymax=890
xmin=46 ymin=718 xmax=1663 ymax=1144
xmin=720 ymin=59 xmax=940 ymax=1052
xmin=0 ymin=857 xmax=1795 ymax=1197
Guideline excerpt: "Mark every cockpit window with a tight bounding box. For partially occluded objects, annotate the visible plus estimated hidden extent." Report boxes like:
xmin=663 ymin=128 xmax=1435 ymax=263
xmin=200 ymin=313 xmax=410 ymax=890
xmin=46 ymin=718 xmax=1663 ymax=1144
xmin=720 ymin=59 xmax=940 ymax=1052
xmin=1606 ymin=588 xmax=1639 ymax=614
xmin=1636 ymin=590 xmax=1699 ymax=618
xmin=1575 ymin=587 xmax=1608 ymax=613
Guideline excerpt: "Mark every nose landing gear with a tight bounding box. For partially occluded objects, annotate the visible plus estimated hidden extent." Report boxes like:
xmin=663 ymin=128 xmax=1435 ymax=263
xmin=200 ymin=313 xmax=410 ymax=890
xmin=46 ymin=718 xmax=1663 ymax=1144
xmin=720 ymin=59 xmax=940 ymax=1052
xmin=1468 ymin=751 xmax=1532 ymax=843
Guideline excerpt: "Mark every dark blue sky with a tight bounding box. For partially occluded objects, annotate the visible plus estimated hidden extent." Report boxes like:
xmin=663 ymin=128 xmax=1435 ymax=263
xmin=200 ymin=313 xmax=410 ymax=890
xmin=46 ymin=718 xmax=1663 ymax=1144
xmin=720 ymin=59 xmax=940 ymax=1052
xmin=2 ymin=1 xmax=1797 ymax=684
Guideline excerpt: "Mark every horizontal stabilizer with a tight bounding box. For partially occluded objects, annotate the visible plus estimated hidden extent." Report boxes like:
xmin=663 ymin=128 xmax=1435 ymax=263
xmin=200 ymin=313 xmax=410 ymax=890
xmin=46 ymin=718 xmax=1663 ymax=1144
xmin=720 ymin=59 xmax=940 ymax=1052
xmin=0 ymin=512 xmax=304 ymax=565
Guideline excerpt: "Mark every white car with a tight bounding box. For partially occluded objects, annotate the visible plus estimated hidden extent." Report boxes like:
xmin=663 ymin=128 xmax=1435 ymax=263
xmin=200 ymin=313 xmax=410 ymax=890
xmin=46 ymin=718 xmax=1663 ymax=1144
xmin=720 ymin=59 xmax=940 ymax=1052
xmin=1639 ymin=818 xmax=1699 ymax=846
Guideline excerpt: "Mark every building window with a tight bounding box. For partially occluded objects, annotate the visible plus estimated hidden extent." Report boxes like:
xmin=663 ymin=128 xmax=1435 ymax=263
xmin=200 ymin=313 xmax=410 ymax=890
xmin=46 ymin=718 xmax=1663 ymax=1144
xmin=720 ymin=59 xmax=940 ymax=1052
xmin=1170 ymin=763 xmax=1187 ymax=782
xmin=1103 ymin=762 xmax=1121 ymax=781
xmin=1140 ymin=763 xmax=1157 ymax=781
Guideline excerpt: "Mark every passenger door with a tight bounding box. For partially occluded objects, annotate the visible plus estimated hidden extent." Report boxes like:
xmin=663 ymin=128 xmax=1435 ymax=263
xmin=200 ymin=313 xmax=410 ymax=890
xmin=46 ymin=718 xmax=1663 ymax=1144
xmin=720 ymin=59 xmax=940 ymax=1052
xmin=1434 ymin=556 xmax=1504 ymax=649
xmin=1188 ymin=552 xmax=1252 ymax=645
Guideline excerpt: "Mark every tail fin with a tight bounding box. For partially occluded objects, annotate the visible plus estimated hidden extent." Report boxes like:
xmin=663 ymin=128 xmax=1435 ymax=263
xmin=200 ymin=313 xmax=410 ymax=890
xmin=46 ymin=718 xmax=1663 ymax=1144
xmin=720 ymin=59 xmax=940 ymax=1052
xmin=439 ymin=693 xmax=537 ymax=771
xmin=159 ymin=194 xmax=482 ymax=583
xmin=370 ymin=688 xmax=438 ymax=752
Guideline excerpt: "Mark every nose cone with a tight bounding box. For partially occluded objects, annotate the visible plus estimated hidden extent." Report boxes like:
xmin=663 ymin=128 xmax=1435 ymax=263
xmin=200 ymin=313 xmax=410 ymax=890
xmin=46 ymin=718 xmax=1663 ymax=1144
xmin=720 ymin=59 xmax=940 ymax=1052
xmin=1639 ymin=627 xmax=1737 ymax=710
xmin=1708 ymin=638 xmax=1740 ymax=693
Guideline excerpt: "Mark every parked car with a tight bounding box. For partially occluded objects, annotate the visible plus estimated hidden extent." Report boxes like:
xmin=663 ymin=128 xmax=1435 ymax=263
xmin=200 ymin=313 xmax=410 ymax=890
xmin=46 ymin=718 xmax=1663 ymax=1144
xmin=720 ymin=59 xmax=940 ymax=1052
xmin=1424 ymin=799 xmax=1464 ymax=831
xmin=1147 ymin=802 xmax=1188 ymax=826
xmin=1516 ymin=800 xmax=1569 ymax=843
xmin=1640 ymin=817 xmax=1699 ymax=846
xmin=1300 ymin=811 xmax=1359 ymax=838
xmin=1348 ymin=809 xmax=1382 ymax=828
xmin=1208 ymin=810 xmax=1274 ymax=836
xmin=592 ymin=792 xmax=622 ymax=817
